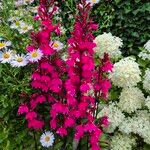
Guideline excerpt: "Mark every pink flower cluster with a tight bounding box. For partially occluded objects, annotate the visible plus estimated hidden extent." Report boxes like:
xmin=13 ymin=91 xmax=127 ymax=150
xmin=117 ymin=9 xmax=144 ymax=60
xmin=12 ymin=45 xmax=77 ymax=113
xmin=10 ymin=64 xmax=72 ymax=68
xmin=18 ymin=0 xmax=113 ymax=149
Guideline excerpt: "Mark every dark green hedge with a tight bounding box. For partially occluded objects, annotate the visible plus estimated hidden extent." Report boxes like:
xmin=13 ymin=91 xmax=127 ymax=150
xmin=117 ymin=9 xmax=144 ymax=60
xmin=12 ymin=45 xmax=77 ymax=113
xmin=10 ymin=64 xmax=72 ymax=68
xmin=92 ymin=0 xmax=150 ymax=56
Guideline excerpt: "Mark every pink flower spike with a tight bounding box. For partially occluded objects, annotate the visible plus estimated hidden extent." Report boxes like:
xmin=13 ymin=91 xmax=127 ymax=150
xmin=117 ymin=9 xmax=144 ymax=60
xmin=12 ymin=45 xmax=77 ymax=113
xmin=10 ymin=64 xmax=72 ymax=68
xmin=26 ymin=111 xmax=37 ymax=120
xmin=18 ymin=104 xmax=29 ymax=115
xmin=28 ymin=119 xmax=44 ymax=129
xmin=56 ymin=127 xmax=67 ymax=137
xmin=64 ymin=117 xmax=75 ymax=128
xmin=101 ymin=116 xmax=109 ymax=127
xmin=36 ymin=95 xmax=46 ymax=103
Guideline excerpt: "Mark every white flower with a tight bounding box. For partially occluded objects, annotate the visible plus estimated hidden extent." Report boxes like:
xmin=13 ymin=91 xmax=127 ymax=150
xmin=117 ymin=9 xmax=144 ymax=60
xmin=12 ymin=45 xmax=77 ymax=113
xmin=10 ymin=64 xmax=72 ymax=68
xmin=0 ymin=50 xmax=13 ymax=63
xmin=50 ymin=41 xmax=64 ymax=51
xmin=118 ymin=87 xmax=145 ymax=113
xmin=139 ymin=40 xmax=150 ymax=60
xmin=119 ymin=117 xmax=134 ymax=134
xmin=138 ymin=52 xmax=150 ymax=60
xmin=30 ymin=6 xmax=39 ymax=14
xmin=15 ymin=0 xmax=25 ymax=7
xmin=27 ymin=49 xmax=43 ymax=62
xmin=10 ymin=21 xmax=25 ymax=29
xmin=19 ymin=24 xmax=33 ymax=34
xmin=40 ymin=131 xmax=55 ymax=148
xmin=94 ymin=32 xmax=123 ymax=59
xmin=24 ymin=0 xmax=34 ymax=4
xmin=0 ymin=41 xmax=11 ymax=49
xmin=110 ymin=57 xmax=141 ymax=88
xmin=143 ymin=69 xmax=150 ymax=92
xmin=145 ymin=96 xmax=150 ymax=110
xmin=61 ymin=53 xmax=68 ymax=61
xmin=130 ymin=110 xmax=150 ymax=144
xmin=144 ymin=40 xmax=150 ymax=52
xmin=110 ymin=133 xmax=136 ymax=150
xmin=119 ymin=110 xmax=150 ymax=144
xmin=60 ymin=27 xmax=66 ymax=35
xmin=97 ymin=103 xmax=125 ymax=133
xmin=10 ymin=54 xmax=28 ymax=67
xmin=86 ymin=0 xmax=100 ymax=6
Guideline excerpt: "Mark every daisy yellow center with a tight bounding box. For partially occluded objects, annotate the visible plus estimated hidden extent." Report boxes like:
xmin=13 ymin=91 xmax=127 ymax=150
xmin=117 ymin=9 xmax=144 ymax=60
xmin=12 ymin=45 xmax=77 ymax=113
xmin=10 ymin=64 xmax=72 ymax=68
xmin=0 ymin=43 xmax=6 ymax=48
xmin=17 ymin=57 xmax=23 ymax=62
xmin=45 ymin=136 xmax=50 ymax=142
xmin=23 ymin=26 xmax=28 ymax=30
xmin=15 ymin=21 xmax=20 ymax=26
xmin=3 ymin=53 xmax=10 ymax=59
xmin=92 ymin=0 xmax=96 ymax=2
xmin=31 ymin=51 xmax=38 ymax=58
xmin=53 ymin=42 xmax=59 ymax=48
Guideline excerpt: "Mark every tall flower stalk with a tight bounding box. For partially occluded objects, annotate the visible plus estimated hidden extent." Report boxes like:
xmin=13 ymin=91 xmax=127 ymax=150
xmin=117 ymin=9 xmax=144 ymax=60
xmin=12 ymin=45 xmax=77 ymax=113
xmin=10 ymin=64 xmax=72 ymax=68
xmin=18 ymin=0 xmax=113 ymax=149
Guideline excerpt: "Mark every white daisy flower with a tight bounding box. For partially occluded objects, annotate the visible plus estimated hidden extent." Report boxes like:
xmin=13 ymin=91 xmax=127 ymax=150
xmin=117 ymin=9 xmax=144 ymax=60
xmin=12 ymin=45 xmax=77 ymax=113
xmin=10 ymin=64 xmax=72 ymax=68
xmin=19 ymin=24 xmax=33 ymax=34
xmin=10 ymin=54 xmax=28 ymax=67
xmin=27 ymin=49 xmax=43 ymax=62
xmin=0 ymin=41 xmax=11 ymax=49
xmin=50 ymin=41 xmax=64 ymax=51
xmin=10 ymin=21 xmax=25 ymax=29
xmin=86 ymin=0 xmax=100 ymax=6
xmin=8 ymin=16 xmax=20 ymax=23
xmin=0 ymin=50 xmax=13 ymax=63
xmin=40 ymin=131 xmax=55 ymax=148
xmin=15 ymin=0 xmax=25 ymax=7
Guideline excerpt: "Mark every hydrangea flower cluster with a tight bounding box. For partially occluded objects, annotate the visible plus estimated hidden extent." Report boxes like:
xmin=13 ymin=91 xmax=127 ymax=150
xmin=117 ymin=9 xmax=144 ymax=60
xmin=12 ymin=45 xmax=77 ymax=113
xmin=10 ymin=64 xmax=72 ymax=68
xmin=118 ymin=87 xmax=145 ymax=113
xmin=94 ymin=32 xmax=123 ymax=59
xmin=139 ymin=40 xmax=150 ymax=61
xmin=97 ymin=103 xmax=125 ymax=133
xmin=110 ymin=133 xmax=136 ymax=150
xmin=143 ymin=69 xmax=150 ymax=93
xmin=110 ymin=57 xmax=141 ymax=88
xmin=17 ymin=0 xmax=113 ymax=149
xmin=119 ymin=110 xmax=150 ymax=144
xmin=145 ymin=96 xmax=150 ymax=110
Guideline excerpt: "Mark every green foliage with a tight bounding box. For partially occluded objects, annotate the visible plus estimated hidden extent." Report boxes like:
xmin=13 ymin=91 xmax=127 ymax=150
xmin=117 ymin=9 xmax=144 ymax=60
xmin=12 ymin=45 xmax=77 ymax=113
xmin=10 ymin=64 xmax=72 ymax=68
xmin=92 ymin=0 xmax=150 ymax=56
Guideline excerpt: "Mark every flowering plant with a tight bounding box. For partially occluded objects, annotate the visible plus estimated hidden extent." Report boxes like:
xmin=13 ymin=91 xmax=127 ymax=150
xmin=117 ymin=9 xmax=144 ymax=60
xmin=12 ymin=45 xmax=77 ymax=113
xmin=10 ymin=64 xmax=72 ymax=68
xmin=4 ymin=0 xmax=112 ymax=149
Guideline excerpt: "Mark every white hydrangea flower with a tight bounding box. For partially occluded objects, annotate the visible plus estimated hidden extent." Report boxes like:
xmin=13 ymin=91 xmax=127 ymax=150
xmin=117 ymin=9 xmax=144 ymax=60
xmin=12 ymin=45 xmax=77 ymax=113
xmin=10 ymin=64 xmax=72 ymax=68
xmin=97 ymin=103 xmax=125 ymax=133
xmin=119 ymin=117 xmax=134 ymax=134
xmin=144 ymin=40 xmax=150 ymax=52
xmin=145 ymin=96 xmax=150 ymax=110
xmin=110 ymin=133 xmax=136 ymax=150
xmin=10 ymin=54 xmax=28 ymax=67
xmin=139 ymin=40 xmax=150 ymax=60
xmin=94 ymin=32 xmax=123 ymax=59
xmin=138 ymin=52 xmax=150 ymax=60
xmin=143 ymin=69 xmax=150 ymax=92
xmin=40 ymin=131 xmax=55 ymax=148
xmin=118 ymin=87 xmax=145 ymax=113
xmin=110 ymin=57 xmax=141 ymax=88
xmin=131 ymin=110 xmax=150 ymax=144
